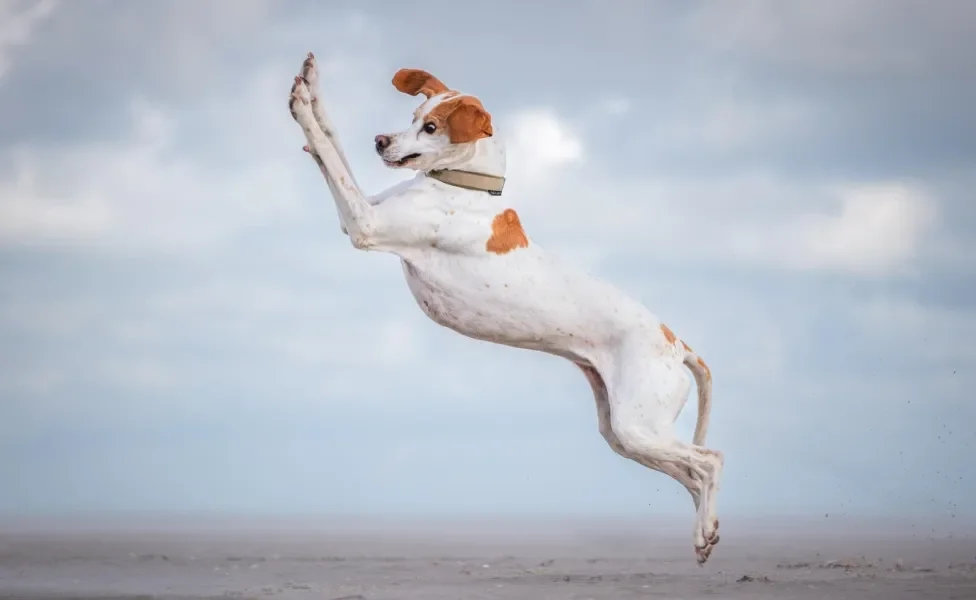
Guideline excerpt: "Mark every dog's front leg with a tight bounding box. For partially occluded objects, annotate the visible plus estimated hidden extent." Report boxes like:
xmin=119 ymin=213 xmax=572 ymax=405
xmin=290 ymin=74 xmax=379 ymax=249
xmin=299 ymin=53 xmax=359 ymax=190
xmin=297 ymin=52 xmax=372 ymax=235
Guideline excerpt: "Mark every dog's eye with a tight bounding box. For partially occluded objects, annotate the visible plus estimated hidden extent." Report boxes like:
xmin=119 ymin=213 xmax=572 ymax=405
xmin=423 ymin=122 xmax=437 ymax=134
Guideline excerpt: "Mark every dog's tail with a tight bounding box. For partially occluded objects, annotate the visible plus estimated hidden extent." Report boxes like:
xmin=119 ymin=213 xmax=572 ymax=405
xmin=681 ymin=343 xmax=713 ymax=447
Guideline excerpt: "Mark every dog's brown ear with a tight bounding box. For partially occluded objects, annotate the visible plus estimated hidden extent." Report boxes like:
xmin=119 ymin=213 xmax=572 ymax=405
xmin=392 ymin=68 xmax=449 ymax=98
xmin=446 ymin=97 xmax=493 ymax=143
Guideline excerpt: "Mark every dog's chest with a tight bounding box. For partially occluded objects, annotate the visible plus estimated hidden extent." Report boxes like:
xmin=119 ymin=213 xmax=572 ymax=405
xmin=399 ymin=252 xmax=553 ymax=345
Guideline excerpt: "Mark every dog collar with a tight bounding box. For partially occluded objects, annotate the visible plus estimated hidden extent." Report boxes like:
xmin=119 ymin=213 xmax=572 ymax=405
xmin=427 ymin=169 xmax=505 ymax=196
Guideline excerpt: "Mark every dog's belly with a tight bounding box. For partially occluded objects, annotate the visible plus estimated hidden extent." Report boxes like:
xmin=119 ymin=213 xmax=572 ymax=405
xmin=399 ymin=250 xmax=651 ymax=354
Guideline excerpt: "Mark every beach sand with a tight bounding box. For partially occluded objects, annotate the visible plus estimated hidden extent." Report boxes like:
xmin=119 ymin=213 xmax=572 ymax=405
xmin=1 ymin=517 xmax=974 ymax=599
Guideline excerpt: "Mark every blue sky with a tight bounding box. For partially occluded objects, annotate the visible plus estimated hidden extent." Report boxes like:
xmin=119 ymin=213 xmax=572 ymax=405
xmin=0 ymin=0 xmax=974 ymax=524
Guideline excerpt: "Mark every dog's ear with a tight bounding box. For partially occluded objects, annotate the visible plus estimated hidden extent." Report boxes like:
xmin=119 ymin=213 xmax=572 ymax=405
xmin=445 ymin=97 xmax=493 ymax=143
xmin=392 ymin=68 xmax=449 ymax=98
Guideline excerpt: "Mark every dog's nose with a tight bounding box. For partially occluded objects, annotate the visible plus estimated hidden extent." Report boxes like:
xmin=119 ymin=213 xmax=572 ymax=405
xmin=374 ymin=134 xmax=391 ymax=152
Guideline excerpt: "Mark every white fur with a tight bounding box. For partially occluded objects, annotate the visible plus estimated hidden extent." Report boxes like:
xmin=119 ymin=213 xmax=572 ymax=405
xmin=288 ymin=54 xmax=724 ymax=564
xmin=377 ymin=92 xmax=506 ymax=176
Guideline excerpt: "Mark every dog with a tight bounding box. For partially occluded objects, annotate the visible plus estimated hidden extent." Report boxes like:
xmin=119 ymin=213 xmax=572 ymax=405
xmin=288 ymin=53 xmax=724 ymax=564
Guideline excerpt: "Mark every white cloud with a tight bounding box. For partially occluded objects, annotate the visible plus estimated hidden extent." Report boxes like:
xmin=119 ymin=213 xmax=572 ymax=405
xmin=0 ymin=14 xmax=429 ymax=256
xmin=491 ymin=97 xmax=935 ymax=277
xmin=685 ymin=0 xmax=976 ymax=74
xmin=504 ymin=109 xmax=584 ymax=186
xmin=0 ymin=3 xmax=956 ymax=447
xmin=513 ymin=166 xmax=937 ymax=276
xmin=784 ymin=182 xmax=938 ymax=274
xmin=0 ymin=155 xmax=115 ymax=243
xmin=0 ymin=0 xmax=57 ymax=82
xmin=596 ymin=97 xmax=632 ymax=116
xmin=0 ymin=16 xmax=454 ymax=421
xmin=0 ymin=34 xmax=935 ymax=279
xmin=0 ymin=73 xmax=306 ymax=253
xmin=653 ymin=88 xmax=814 ymax=154
xmin=0 ymin=1 xmax=971 ymax=521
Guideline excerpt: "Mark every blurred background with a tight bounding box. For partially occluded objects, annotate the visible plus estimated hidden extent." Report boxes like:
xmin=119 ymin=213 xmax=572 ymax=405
xmin=0 ymin=0 xmax=973 ymax=528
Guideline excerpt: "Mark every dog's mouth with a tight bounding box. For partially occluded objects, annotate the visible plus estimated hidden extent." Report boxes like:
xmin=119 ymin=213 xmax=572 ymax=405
xmin=384 ymin=153 xmax=421 ymax=168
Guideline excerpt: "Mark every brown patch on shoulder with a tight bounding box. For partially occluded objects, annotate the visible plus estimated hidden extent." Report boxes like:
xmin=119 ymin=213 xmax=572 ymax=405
xmin=486 ymin=209 xmax=529 ymax=254
xmin=681 ymin=340 xmax=693 ymax=352
xmin=424 ymin=96 xmax=493 ymax=143
xmin=660 ymin=323 xmax=677 ymax=345
xmin=696 ymin=356 xmax=712 ymax=379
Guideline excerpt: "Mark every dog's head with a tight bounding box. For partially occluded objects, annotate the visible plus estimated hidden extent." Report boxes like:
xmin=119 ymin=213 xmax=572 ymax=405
xmin=374 ymin=68 xmax=494 ymax=172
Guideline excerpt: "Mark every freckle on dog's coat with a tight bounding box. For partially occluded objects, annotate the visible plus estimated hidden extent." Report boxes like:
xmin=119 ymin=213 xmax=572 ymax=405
xmin=288 ymin=53 xmax=724 ymax=564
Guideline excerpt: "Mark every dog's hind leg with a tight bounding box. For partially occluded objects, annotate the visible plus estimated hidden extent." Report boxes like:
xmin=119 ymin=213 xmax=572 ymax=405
xmin=603 ymin=338 xmax=724 ymax=565
xmin=578 ymin=363 xmax=703 ymax=509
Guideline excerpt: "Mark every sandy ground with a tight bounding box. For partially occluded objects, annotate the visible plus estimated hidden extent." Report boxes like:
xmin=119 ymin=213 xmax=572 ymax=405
xmin=1 ymin=518 xmax=974 ymax=599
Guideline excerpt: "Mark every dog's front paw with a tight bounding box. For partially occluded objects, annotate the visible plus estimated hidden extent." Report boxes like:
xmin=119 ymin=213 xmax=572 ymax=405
xmin=301 ymin=52 xmax=322 ymax=98
xmin=296 ymin=51 xmax=336 ymax=138
xmin=288 ymin=75 xmax=312 ymax=121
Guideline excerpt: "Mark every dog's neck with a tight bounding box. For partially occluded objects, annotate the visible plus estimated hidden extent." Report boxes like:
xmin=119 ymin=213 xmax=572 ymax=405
xmin=427 ymin=136 xmax=506 ymax=178
xmin=458 ymin=136 xmax=506 ymax=178
xmin=423 ymin=136 xmax=507 ymax=195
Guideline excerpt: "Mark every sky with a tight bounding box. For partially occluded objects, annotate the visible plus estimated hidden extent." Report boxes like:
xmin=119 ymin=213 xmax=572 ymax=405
xmin=0 ymin=0 xmax=974 ymax=526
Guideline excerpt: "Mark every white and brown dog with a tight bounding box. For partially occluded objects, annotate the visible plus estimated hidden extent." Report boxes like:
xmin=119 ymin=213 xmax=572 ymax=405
xmin=288 ymin=53 xmax=724 ymax=564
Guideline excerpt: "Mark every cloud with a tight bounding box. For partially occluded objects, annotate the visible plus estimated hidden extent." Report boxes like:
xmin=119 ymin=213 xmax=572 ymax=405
xmin=685 ymin=0 xmax=976 ymax=75
xmin=504 ymin=109 xmax=584 ymax=186
xmin=0 ymin=55 xmax=944 ymax=437
xmin=511 ymin=159 xmax=938 ymax=276
xmin=0 ymin=72 xmax=307 ymax=253
xmin=0 ymin=0 xmax=57 ymax=81
xmin=0 ymin=0 xmax=974 ymax=520
xmin=783 ymin=182 xmax=938 ymax=274
xmin=0 ymin=9 xmax=466 ymax=256
xmin=651 ymin=84 xmax=815 ymax=155
xmin=597 ymin=97 xmax=632 ymax=116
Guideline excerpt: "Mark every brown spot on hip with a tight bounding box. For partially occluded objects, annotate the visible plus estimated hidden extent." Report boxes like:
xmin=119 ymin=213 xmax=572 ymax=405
xmin=660 ymin=323 xmax=677 ymax=344
xmin=486 ymin=209 xmax=529 ymax=254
